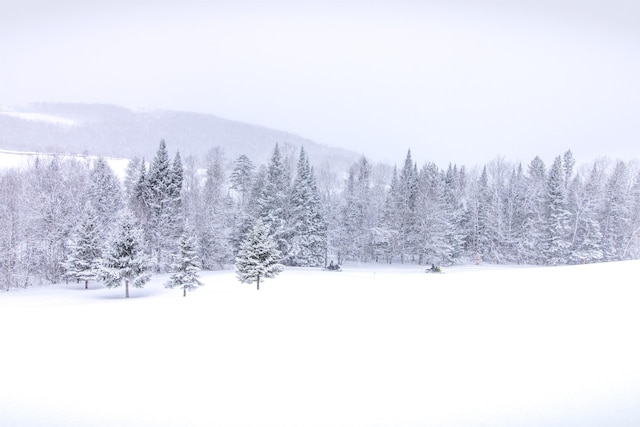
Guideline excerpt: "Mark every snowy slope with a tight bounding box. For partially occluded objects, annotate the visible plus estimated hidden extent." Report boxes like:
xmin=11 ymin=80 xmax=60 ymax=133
xmin=0 ymin=149 xmax=130 ymax=179
xmin=0 ymin=103 xmax=358 ymax=168
xmin=1 ymin=261 xmax=639 ymax=427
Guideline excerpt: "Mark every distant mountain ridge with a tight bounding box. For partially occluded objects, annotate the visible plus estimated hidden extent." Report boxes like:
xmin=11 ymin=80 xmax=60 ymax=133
xmin=0 ymin=103 xmax=358 ymax=169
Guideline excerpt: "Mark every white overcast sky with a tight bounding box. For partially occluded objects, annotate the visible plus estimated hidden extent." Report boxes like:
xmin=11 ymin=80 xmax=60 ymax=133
xmin=1 ymin=0 xmax=639 ymax=167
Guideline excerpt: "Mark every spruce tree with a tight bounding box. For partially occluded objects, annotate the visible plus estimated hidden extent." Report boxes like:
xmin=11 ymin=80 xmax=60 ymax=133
xmin=89 ymin=157 xmax=123 ymax=230
xmin=257 ymin=144 xmax=292 ymax=260
xmin=520 ymin=156 xmax=548 ymax=264
xmin=415 ymin=162 xmax=454 ymax=266
xmin=199 ymin=151 xmax=233 ymax=269
xmin=545 ymin=156 xmax=572 ymax=265
xmin=62 ymin=208 xmax=102 ymax=289
xmin=235 ymin=219 xmax=283 ymax=290
xmin=166 ymin=229 xmax=202 ymax=297
xmin=601 ymin=161 xmax=632 ymax=261
xmin=145 ymin=141 xmax=184 ymax=271
xmin=288 ymin=147 xmax=327 ymax=266
xmin=568 ymin=164 xmax=604 ymax=264
xmin=340 ymin=157 xmax=373 ymax=262
xmin=230 ymin=154 xmax=255 ymax=207
xmin=99 ymin=210 xmax=151 ymax=298
xmin=395 ymin=150 xmax=419 ymax=263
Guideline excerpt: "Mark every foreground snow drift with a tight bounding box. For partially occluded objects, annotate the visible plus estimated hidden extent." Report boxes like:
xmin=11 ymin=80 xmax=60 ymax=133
xmin=1 ymin=261 xmax=639 ymax=427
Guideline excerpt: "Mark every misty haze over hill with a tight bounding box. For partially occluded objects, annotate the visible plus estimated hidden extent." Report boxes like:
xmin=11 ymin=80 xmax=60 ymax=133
xmin=0 ymin=103 xmax=359 ymax=168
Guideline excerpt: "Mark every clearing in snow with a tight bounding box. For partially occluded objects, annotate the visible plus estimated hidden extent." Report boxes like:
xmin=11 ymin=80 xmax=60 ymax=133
xmin=1 ymin=261 xmax=639 ymax=427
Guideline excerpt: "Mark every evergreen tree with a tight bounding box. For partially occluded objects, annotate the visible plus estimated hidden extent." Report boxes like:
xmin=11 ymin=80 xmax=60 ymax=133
xmin=468 ymin=166 xmax=493 ymax=261
xmin=562 ymin=150 xmax=575 ymax=190
xmin=601 ymin=160 xmax=632 ymax=261
xmin=99 ymin=210 xmax=151 ymax=298
xmin=62 ymin=208 xmax=102 ymax=289
xmin=378 ymin=167 xmax=400 ymax=263
xmin=132 ymin=158 xmax=151 ymax=220
xmin=146 ymin=141 xmax=184 ymax=271
xmin=230 ymin=154 xmax=255 ymax=207
xmin=545 ymin=156 xmax=572 ymax=265
xmin=519 ymin=156 xmax=548 ymax=264
xmin=395 ymin=150 xmax=419 ymax=263
xmin=628 ymin=169 xmax=640 ymax=259
xmin=166 ymin=229 xmax=202 ymax=297
xmin=88 ymin=157 xmax=123 ymax=230
xmin=415 ymin=162 xmax=455 ymax=265
xmin=168 ymin=152 xmax=184 ymax=203
xmin=235 ymin=219 xmax=283 ymax=290
xmin=443 ymin=164 xmax=468 ymax=261
xmin=257 ymin=144 xmax=293 ymax=261
xmin=504 ymin=164 xmax=528 ymax=264
xmin=123 ymin=157 xmax=142 ymax=209
xmin=568 ymin=164 xmax=604 ymax=264
xmin=339 ymin=157 xmax=373 ymax=262
xmin=199 ymin=150 xmax=233 ymax=269
xmin=287 ymin=147 xmax=327 ymax=266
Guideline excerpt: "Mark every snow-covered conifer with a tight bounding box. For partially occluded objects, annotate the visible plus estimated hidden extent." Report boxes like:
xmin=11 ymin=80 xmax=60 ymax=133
xmin=287 ymin=147 xmax=327 ymax=266
xmin=230 ymin=154 xmax=255 ymax=207
xmin=395 ymin=150 xmax=419 ymax=263
xmin=257 ymin=144 xmax=293 ymax=260
xmin=62 ymin=208 xmax=102 ymax=289
xmin=99 ymin=210 xmax=151 ymax=298
xmin=545 ymin=156 xmax=572 ymax=265
xmin=198 ymin=150 xmax=233 ymax=269
xmin=89 ymin=157 xmax=123 ymax=230
xmin=601 ymin=160 xmax=633 ymax=261
xmin=166 ymin=229 xmax=202 ymax=297
xmin=235 ymin=218 xmax=283 ymax=290
xmin=415 ymin=162 xmax=455 ymax=265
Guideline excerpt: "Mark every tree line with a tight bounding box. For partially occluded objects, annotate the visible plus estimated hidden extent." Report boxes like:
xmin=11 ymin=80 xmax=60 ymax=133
xmin=1 ymin=141 xmax=639 ymax=291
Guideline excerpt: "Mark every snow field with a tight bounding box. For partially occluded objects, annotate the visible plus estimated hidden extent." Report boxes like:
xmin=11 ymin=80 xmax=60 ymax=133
xmin=1 ymin=261 xmax=639 ymax=426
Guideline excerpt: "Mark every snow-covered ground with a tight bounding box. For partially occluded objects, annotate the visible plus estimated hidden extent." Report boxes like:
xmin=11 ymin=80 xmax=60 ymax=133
xmin=0 ymin=149 xmax=130 ymax=179
xmin=1 ymin=261 xmax=639 ymax=427
xmin=0 ymin=110 xmax=77 ymax=127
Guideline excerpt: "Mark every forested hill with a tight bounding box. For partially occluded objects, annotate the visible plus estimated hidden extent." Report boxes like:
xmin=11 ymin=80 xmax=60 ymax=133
xmin=0 ymin=103 xmax=358 ymax=168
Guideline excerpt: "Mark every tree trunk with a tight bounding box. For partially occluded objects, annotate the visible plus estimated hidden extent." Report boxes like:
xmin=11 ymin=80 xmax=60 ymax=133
xmin=256 ymin=274 xmax=260 ymax=290
xmin=125 ymin=279 xmax=130 ymax=298
xmin=183 ymin=286 xmax=187 ymax=297
xmin=85 ymin=280 xmax=88 ymax=290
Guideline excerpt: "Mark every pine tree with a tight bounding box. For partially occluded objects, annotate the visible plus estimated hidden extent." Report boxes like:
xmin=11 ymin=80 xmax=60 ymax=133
xmin=287 ymin=147 xmax=327 ymax=266
xmin=568 ymin=164 xmax=604 ymax=264
xmin=235 ymin=219 xmax=283 ymax=290
xmin=145 ymin=141 xmax=184 ymax=271
xmin=99 ymin=210 xmax=151 ymax=298
xmin=545 ymin=156 xmax=572 ymax=265
xmin=519 ymin=156 xmax=548 ymax=264
xmin=504 ymin=164 xmax=528 ymax=264
xmin=601 ymin=160 xmax=632 ymax=261
xmin=132 ymin=158 xmax=150 ymax=220
xmin=198 ymin=150 xmax=233 ymax=269
xmin=230 ymin=154 xmax=255 ymax=207
xmin=89 ymin=157 xmax=123 ymax=230
xmin=378 ymin=167 xmax=400 ymax=263
xmin=257 ymin=144 xmax=293 ymax=261
xmin=62 ymin=208 xmax=102 ymax=289
xmin=395 ymin=150 xmax=419 ymax=263
xmin=166 ymin=229 xmax=202 ymax=297
xmin=415 ymin=162 xmax=455 ymax=265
